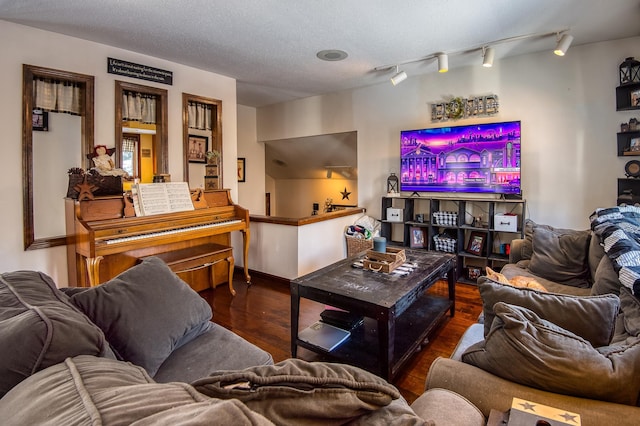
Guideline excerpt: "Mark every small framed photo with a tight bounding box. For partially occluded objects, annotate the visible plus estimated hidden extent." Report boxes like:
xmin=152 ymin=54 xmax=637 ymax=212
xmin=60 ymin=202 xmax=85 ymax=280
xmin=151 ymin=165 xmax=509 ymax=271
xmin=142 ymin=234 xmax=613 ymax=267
xmin=466 ymin=231 xmax=486 ymax=256
xmin=237 ymin=157 xmax=246 ymax=182
xmin=466 ymin=266 xmax=482 ymax=280
xmin=409 ymin=226 xmax=426 ymax=248
xmin=631 ymin=90 xmax=640 ymax=107
xmin=32 ymin=109 xmax=48 ymax=131
xmin=187 ymin=135 xmax=208 ymax=163
xmin=630 ymin=137 xmax=640 ymax=152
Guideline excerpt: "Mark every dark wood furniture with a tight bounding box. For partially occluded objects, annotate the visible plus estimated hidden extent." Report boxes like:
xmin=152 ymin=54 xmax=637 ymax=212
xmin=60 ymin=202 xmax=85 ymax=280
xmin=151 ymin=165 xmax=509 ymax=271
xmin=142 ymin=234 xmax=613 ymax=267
xmin=65 ymin=189 xmax=250 ymax=287
xmin=290 ymin=249 xmax=456 ymax=380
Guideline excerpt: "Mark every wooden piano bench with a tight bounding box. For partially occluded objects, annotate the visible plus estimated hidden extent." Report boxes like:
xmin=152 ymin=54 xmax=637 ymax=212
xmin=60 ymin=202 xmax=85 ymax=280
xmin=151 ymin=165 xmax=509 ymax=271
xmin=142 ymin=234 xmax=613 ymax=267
xmin=143 ymin=243 xmax=236 ymax=296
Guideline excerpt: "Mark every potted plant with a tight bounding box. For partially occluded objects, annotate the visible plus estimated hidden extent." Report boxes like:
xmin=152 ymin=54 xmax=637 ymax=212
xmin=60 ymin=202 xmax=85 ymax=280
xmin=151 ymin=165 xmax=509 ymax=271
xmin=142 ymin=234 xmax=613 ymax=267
xmin=205 ymin=150 xmax=220 ymax=165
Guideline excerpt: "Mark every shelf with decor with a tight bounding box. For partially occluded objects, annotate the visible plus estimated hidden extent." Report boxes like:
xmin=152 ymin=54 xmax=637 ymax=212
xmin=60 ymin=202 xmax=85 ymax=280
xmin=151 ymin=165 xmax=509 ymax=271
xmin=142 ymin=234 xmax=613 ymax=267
xmin=617 ymin=130 xmax=640 ymax=156
xmin=380 ymin=195 xmax=526 ymax=284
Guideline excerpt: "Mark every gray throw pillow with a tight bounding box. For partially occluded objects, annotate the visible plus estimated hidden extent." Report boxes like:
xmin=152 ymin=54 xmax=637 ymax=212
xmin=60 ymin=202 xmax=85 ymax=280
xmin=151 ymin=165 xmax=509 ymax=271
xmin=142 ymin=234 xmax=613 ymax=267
xmin=477 ymin=277 xmax=619 ymax=347
xmin=612 ymin=287 xmax=640 ymax=346
xmin=528 ymin=225 xmax=592 ymax=287
xmin=462 ymin=302 xmax=640 ymax=405
xmin=0 ymin=271 xmax=111 ymax=398
xmin=69 ymin=257 xmax=213 ymax=376
xmin=591 ymin=255 xmax=622 ymax=296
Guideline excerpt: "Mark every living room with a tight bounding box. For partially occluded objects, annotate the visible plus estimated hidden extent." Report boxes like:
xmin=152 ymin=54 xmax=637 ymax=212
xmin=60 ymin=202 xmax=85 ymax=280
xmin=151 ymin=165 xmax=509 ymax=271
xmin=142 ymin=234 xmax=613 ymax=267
xmin=1 ymin=2 xmax=640 ymax=424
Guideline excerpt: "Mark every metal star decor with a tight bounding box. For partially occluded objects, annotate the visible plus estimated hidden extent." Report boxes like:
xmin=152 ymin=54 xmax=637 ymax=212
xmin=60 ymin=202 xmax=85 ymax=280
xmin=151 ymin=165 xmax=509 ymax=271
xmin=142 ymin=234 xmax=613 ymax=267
xmin=340 ymin=187 xmax=351 ymax=200
xmin=518 ymin=401 xmax=537 ymax=411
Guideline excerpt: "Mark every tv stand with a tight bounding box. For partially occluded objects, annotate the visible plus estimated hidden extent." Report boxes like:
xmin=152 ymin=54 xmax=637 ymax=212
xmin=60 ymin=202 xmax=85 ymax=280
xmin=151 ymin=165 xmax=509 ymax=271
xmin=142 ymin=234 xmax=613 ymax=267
xmin=380 ymin=195 xmax=526 ymax=284
xmin=409 ymin=191 xmax=421 ymax=197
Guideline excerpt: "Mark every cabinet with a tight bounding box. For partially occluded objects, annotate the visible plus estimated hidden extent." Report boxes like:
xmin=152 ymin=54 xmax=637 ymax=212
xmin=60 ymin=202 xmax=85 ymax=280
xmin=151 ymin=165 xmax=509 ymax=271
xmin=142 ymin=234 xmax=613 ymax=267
xmin=380 ymin=196 xmax=526 ymax=284
xmin=617 ymin=178 xmax=640 ymax=205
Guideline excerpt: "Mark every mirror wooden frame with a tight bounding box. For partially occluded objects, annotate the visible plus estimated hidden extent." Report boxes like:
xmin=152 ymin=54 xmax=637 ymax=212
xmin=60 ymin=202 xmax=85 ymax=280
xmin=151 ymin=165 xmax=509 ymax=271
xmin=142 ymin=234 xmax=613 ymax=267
xmin=114 ymin=80 xmax=168 ymax=176
xmin=22 ymin=64 xmax=95 ymax=250
xmin=182 ymin=93 xmax=222 ymax=185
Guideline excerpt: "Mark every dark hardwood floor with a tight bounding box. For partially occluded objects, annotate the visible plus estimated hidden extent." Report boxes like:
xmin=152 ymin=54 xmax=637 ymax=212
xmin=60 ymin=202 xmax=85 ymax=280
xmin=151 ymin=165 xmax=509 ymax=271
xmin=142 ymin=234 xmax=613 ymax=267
xmin=200 ymin=269 xmax=483 ymax=404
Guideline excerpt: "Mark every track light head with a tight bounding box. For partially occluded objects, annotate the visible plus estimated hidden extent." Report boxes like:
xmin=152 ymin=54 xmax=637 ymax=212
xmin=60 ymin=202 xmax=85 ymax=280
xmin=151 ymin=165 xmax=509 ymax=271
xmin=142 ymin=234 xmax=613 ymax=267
xmin=482 ymin=47 xmax=495 ymax=67
xmin=554 ymin=33 xmax=573 ymax=56
xmin=390 ymin=66 xmax=407 ymax=85
xmin=437 ymin=53 xmax=448 ymax=73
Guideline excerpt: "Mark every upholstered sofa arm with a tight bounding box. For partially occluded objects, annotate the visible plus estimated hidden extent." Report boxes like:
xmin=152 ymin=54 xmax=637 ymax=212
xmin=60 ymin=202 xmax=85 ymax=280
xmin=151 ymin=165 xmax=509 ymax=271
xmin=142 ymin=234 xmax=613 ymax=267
xmin=508 ymin=238 xmax=526 ymax=263
xmin=425 ymin=357 xmax=640 ymax=426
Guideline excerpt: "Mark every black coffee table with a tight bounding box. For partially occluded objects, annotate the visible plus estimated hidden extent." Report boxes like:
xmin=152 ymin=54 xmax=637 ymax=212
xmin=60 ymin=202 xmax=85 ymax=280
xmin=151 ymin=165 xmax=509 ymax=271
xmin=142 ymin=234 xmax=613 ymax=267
xmin=290 ymin=249 xmax=456 ymax=380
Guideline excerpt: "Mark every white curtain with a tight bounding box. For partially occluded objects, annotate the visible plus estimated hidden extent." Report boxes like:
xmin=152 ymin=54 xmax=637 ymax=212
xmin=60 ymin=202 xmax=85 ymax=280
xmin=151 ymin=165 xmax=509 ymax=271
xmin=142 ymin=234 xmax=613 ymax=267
xmin=34 ymin=78 xmax=82 ymax=115
xmin=188 ymin=101 xmax=212 ymax=130
xmin=122 ymin=91 xmax=156 ymax=123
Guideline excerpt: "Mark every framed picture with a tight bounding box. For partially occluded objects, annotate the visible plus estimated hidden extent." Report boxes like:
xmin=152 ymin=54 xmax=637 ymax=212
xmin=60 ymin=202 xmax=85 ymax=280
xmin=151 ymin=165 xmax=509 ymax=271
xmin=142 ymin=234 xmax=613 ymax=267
xmin=32 ymin=109 xmax=48 ymax=131
xmin=466 ymin=231 xmax=486 ymax=256
xmin=237 ymin=157 xmax=246 ymax=182
xmin=187 ymin=135 xmax=208 ymax=163
xmin=631 ymin=90 xmax=640 ymax=107
xmin=631 ymin=137 xmax=640 ymax=152
xmin=409 ymin=226 xmax=426 ymax=248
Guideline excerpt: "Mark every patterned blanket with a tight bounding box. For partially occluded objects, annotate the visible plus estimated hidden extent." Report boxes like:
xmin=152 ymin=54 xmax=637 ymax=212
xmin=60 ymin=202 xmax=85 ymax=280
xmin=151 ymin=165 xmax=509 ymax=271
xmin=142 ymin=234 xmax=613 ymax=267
xmin=590 ymin=205 xmax=640 ymax=296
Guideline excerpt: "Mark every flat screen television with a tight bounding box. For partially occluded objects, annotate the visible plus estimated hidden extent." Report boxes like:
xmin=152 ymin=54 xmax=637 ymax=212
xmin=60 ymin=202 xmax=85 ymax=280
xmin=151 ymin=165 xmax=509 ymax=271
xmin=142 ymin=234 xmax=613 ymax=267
xmin=399 ymin=120 xmax=521 ymax=195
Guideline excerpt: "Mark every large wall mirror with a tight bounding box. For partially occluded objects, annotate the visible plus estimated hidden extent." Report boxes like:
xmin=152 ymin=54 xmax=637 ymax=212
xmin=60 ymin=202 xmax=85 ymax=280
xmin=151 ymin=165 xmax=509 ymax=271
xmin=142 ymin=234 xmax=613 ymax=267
xmin=22 ymin=64 xmax=95 ymax=250
xmin=182 ymin=93 xmax=222 ymax=188
xmin=114 ymin=81 xmax=168 ymax=181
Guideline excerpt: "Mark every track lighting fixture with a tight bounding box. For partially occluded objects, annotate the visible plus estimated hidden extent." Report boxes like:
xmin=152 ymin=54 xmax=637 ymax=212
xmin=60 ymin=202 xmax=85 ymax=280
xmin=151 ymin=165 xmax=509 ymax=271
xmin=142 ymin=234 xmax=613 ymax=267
xmin=374 ymin=28 xmax=571 ymax=77
xmin=482 ymin=47 xmax=495 ymax=67
xmin=390 ymin=65 xmax=407 ymax=85
xmin=554 ymin=33 xmax=573 ymax=56
xmin=437 ymin=53 xmax=448 ymax=73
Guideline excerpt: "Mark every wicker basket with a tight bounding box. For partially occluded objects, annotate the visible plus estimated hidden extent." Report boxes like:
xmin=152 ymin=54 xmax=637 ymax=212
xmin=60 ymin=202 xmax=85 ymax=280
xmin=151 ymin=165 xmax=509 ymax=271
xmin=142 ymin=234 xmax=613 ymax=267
xmin=346 ymin=235 xmax=373 ymax=257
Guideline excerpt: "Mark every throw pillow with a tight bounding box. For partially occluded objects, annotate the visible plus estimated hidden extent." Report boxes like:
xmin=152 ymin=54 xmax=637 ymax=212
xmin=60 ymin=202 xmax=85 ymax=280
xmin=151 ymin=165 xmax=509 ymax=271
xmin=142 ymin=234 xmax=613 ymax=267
xmin=69 ymin=257 xmax=213 ymax=376
xmin=528 ymin=225 xmax=592 ymax=287
xmin=0 ymin=271 xmax=112 ymax=398
xmin=477 ymin=277 xmax=619 ymax=347
xmin=192 ymin=358 xmax=423 ymax=426
xmin=611 ymin=287 xmax=640 ymax=346
xmin=591 ymin=255 xmax=623 ymax=296
xmin=462 ymin=302 xmax=640 ymax=405
xmin=0 ymin=355 xmax=273 ymax=426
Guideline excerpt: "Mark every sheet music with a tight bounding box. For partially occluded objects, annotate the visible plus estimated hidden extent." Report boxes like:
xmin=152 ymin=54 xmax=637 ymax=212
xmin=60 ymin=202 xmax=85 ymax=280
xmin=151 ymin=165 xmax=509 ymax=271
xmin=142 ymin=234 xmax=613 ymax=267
xmin=135 ymin=182 xmax=194 ymax=216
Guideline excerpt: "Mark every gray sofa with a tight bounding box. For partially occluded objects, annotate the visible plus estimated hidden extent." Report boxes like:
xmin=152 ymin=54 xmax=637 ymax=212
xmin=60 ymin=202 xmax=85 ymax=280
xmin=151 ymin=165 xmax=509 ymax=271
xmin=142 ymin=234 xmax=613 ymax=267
xmin=0 ymin=256 xmax=485 ymax=425
xmin=425 ymin=218 xmax=640 ymax=426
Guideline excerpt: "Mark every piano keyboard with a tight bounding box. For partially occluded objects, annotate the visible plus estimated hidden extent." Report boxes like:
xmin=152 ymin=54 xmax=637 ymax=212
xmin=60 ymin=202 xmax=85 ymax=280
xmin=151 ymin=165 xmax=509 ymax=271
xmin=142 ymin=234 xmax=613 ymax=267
xmin=105 ymin=219 xmax=241 ymax=245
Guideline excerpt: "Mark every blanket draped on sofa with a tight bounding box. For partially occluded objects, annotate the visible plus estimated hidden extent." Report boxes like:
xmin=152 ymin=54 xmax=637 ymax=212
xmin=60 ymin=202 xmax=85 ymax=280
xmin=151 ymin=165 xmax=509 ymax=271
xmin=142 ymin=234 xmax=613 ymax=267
xmin=590 ymin=206 xmax=640 ymax=296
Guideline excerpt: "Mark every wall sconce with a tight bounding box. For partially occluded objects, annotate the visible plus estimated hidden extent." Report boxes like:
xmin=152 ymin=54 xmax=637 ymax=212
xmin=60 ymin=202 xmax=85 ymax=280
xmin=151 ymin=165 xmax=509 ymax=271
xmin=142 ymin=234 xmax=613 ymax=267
xmin=554 ymin=33 xmax=573 ymax=56
xmin=437 ymin=53 xmax=448 ymax=73
xmin=482 ymin=47 xmax=495 ymax=68
xmin=390 ymin=66 xmax=407 ymax=86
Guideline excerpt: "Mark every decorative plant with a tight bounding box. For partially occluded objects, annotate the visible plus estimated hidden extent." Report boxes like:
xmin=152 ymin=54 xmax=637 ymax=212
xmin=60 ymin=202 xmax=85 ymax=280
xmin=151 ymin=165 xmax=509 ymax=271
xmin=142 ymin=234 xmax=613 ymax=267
xmin=205 ymin=150 xmax=221 ymax=160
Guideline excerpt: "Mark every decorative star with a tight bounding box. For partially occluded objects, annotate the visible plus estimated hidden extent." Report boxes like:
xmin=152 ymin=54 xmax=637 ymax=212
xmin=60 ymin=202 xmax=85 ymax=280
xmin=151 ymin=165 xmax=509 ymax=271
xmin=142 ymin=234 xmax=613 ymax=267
xmin=559 ymin=412 xmax=579 ymax=423
xmin=340 ymin=187 xmax=351 ymax=200
xmin=518 ymin=401 xmax=537 ymax=411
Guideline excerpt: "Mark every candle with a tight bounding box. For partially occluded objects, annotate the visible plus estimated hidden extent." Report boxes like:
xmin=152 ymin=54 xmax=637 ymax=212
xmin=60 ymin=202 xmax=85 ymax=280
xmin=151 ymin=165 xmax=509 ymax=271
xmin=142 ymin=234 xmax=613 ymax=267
xmin=373 ymin=236 xmax=387 ymax=253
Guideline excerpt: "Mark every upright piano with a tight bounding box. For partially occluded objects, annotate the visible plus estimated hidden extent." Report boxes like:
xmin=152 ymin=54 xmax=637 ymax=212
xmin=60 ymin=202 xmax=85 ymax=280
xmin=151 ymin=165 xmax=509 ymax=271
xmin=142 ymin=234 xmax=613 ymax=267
xmin=65 ymin=189 xmax=250 ymax=287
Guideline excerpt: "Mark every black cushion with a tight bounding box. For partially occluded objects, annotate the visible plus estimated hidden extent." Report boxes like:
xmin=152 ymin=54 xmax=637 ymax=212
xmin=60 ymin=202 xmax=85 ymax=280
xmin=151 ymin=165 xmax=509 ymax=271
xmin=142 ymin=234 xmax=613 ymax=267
xmin=0 ymin=271 xmax=111 ymax=398
xmin=69 ymin=257 xmax=213 ymax=376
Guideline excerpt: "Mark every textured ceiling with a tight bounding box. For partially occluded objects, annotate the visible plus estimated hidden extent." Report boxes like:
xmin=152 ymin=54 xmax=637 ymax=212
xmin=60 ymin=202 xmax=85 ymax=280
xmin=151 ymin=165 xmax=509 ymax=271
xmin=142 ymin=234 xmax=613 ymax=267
xmin=1 ymin=0 xmax=639 ymax=107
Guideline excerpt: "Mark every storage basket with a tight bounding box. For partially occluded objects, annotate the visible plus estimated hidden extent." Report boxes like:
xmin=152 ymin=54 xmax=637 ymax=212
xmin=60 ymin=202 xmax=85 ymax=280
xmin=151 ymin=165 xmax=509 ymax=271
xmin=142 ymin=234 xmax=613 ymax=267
xmin=432 ymin=211 xmax=458 ymax=226
xmin=346 ymin=235 xmax=374 ymax=257
xmin=433 ymin=234 xmax=457 ymax=253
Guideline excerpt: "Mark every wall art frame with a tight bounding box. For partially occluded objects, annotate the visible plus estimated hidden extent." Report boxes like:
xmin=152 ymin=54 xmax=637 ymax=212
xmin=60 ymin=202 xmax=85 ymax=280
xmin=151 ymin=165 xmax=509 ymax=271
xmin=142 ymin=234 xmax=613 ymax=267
xmin=237 ymin=157 xmax=246 ymax=182
xmin=187 ymin=135 xmax=208 ymax=163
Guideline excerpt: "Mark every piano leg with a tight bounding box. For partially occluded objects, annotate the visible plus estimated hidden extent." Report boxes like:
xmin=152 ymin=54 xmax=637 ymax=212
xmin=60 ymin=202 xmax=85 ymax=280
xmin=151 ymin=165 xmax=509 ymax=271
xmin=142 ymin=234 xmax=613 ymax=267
xmin=86 ymin=256 xmax=104 ymax=287
xmin=225 ymin=254 xmax=236 ymax=296
xmin=241 ymin=228 xmax=251 ymax=284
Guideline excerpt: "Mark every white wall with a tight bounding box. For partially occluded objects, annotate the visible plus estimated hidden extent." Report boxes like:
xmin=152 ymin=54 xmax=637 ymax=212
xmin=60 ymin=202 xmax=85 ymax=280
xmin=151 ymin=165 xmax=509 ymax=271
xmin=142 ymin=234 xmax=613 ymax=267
xmin=254 ymin=37 xmax=640 ymax=230
xmin=274 ymin=178 xmax=357 ymax=217
xmin=0 ymin=20 xmax=238 ymax=284
xmin=237 ymin=105 xmax=265 ymax=214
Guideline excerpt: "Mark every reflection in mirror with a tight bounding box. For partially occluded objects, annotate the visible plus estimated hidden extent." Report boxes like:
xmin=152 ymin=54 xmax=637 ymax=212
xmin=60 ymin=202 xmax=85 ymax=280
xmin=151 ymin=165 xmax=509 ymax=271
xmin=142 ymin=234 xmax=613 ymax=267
xmin=182 ymin=93 xmax=222 ymax=188
xmin=22 ymin=65 xmax=94 ymax=250
xmin=114 ymin=81 xmax=168 ymax=182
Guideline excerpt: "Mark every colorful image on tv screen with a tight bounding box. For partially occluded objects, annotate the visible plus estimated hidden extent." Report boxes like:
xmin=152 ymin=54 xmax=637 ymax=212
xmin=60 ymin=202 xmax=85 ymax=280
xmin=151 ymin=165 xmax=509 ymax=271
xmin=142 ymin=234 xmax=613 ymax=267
xmin=399 ymin=121 xmax=521 ymax=195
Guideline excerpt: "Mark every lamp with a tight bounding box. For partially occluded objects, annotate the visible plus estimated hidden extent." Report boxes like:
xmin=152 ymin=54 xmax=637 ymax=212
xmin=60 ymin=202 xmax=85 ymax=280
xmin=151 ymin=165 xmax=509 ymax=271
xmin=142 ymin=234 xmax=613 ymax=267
xmin=554 ymin=33 xmax=573 ymax=56
xmin=386 ymin=173 xmax=399 ymax=194
xmin=390 ymin=66 xmax=407 ymax=85
xmin=482 ymin=47 xmax=495 ymax=67
xmin=437 ymin=53 xmax=448 ymax=73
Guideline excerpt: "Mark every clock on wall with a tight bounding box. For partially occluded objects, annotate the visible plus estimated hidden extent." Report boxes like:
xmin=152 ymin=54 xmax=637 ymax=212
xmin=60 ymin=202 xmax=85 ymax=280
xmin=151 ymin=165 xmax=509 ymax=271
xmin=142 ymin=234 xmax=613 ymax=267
xmin=625 ymin=160 xmax=640 ymax=178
